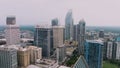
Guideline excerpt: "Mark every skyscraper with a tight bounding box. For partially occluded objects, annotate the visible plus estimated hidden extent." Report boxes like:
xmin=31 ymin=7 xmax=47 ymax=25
xmin=5 ymin=16 xmax=20 ymax=45
xmin=65 ymin=10 xmax=74 ymax=40
xmin=77 ymin=19 xmax=86 ymax=55
xmin=84 ymin=40 xmax=103 ymax=68
xmin=34 ymin=25 xmax=53 ymax=57
xmin=51 ymin=18 xmax=59 ymax=26
xmin=53 ymin=26 xmax=64 ymax=49
xmin=0 ymin=47 xmax=18 ymax=68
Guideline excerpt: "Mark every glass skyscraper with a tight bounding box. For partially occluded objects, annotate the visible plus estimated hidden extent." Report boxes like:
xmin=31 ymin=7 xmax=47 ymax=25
xmin=77 ymin=19 xmax=86 ymax=55
xmin=73 ymin=55 xmax=89 ymax=68
xmin=84 ymin=40 xmax=103 ymax=68
xmin=65 ymin=9 xmax=73 ymax=40
xmin=34 ymin=25 xmax=53 ymax=57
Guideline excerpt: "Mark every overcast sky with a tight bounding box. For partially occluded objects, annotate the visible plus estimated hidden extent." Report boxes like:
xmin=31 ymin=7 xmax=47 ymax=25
xmin=0 ymin=0 xmax=120 ymax=26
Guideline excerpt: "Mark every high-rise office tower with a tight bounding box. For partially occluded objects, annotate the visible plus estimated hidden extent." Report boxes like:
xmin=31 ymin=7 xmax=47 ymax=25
xmin=77 ymin=19 xmax=86 ymax=55
xmin=51 ymin=18 xmax=59 ymax=26
xmin=85 ymin=40 xmax=103 ymax=68
xmin=17 ymin=47 xmax=30 ymax=68
xmin=99 ymin=30 xmax=104 ymax=38
xmin=5 ymin=16 xmax=20 ymax=45
xmin=34 ymin=25 xmax=53 ymax=57
xmin=53 ymin=26 xmax=64 ymax=49
xmin=65 ymin=10 xmax=74 ymax=40
xmin=0 ymin=47 xmax=18 ymax=68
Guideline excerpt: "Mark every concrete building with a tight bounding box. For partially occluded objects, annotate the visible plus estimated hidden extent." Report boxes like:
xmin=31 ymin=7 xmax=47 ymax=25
xmin=53 ymin=26 xmax=64 ymax=49
xmin=57 ymin=45 xmax=66 ymax=64
xmin=0 ymin=47 xmax=17 ymax=68
xmin=106 ymin=41 xmax=113 ymax=59
xmin=28 ymin=46 xmax=42 ymax=64
xmin=85 ymin=40 xmax=103 ymax=68
xmin=65 ymin=9 xmax=74 ymax=40
xmin=35 ymin=59 xmax=59 ymax=68
xmin=115 ymin=37 xmax=120 ymax=60
xmin=17 ymin=48 xmax=30 ymax=68
xmin=5 ymin=16 xmax=20 ymax=45
xmin=51 ymin=18 xmax=59 ymax=26
xmin=99 ymin=30 xmax=104 ymax=38
xmin=77 ymin=19 xmax=86 ymax=55
xmin=34 ymin=25 xmax=53 ymax=57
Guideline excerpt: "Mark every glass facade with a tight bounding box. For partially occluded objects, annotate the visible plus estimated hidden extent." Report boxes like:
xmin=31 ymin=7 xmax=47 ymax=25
xmin=84 ymin=40 xmax=103 ymax=68
xmin=34 ymin=27 xmax=53 ymax=57
xmin=73 ymin=56 xmax=89 ymax=68
xmin=65 ymin=10 xmax=73 ymax=40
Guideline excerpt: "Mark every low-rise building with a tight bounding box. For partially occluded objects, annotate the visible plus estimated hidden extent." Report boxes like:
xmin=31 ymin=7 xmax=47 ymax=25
xmin=28 ymin=46 xmax=42 ymax=64
xmin=17 ymin=47 xmax=30 ymax=68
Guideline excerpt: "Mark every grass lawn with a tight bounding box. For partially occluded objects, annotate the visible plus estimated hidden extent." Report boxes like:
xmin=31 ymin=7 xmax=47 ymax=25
xmin=103 ymin=61 xmax=118 ymax=68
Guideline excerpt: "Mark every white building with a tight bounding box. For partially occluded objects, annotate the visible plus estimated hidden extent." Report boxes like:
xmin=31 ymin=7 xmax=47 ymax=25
xmin=28 ymin=46 xmax=42 ymax=64
xmin=115 ymin=42 xmax=120 ymax=60
xmin=107 ymin=41 xmax=113 ymax=59
xmin=5 ymin=17 xmax=20 ymax=45
xmin=53 ymin=26 xmax=64 ymax=48
xmin=5 ymin=25 xmax=20 ymax=45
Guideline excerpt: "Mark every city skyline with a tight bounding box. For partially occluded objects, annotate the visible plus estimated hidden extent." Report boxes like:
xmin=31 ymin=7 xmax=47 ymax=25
xmin=0 ymin=0 xmax=120 ymax=26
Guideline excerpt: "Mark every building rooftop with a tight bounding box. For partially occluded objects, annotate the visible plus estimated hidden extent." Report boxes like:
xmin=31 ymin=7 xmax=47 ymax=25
xmin=116 ymin=37 xmax=120 ymax=42
xmin=0 ymin=44 xmax=21 ymax=50
xmin=52 ymin=26 xmax=64 ymax=28
xmin=6 ymin=25 xmax=19 ymax=27
xmin=36 ymin=59 xmax=58 ymax=68
xmin=59 ymin=66 xmax=70 ymax=68
xmin=86 ymin=39 xmax=103 ymax=45
xmin=0 ymin=38 xmax=33 ymax=42
xmin=35 ymin=25 xmax=51 ymax=28
xmin=27 ymin=65 xmax=40 ymax=68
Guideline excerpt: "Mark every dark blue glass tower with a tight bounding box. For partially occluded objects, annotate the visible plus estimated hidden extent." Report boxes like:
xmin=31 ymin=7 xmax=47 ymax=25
xmin=84 ymin=40 xmax=103 ymax=68
xmin=34 ymin=26 xmax=53 ymax=57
